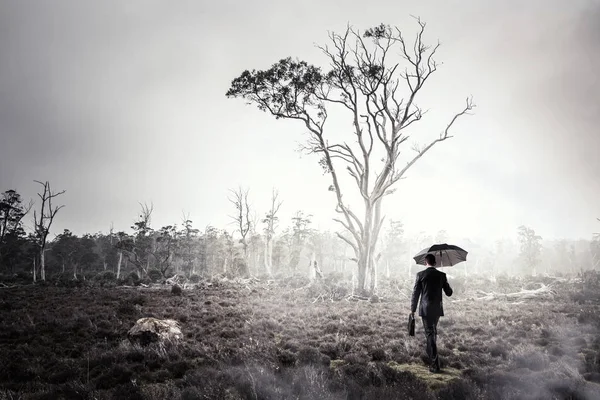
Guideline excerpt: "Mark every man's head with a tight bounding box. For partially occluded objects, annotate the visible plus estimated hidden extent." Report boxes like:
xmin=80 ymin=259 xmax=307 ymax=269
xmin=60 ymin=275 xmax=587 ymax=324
xmin=425 ymin=254 xmax=437 ymax=267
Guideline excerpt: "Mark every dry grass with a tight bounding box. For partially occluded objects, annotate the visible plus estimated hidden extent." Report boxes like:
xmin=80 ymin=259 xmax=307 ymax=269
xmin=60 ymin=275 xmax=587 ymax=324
xmin=0 ymin=272 xmax=599 ymax=399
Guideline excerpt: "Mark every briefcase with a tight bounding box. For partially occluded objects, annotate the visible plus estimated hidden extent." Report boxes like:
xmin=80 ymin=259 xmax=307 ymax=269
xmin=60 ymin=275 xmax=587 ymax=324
xmin=408 ymin=313 xmax=415 ymax=336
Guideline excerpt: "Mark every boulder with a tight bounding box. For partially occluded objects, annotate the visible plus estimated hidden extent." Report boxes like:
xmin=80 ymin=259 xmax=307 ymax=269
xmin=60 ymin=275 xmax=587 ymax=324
xmin=127 ymin=317 xmax=183 ymax=346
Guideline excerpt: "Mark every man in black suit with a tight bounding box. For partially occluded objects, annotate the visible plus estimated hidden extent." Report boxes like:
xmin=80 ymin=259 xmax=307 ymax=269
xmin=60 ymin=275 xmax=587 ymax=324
xmin=411 ymin=253 xmax=453 ymax=372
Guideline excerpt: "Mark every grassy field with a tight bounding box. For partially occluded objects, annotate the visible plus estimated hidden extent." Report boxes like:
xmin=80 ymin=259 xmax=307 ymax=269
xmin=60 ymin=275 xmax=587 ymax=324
xmin=0 ymin=272 xmax=599 ymax=399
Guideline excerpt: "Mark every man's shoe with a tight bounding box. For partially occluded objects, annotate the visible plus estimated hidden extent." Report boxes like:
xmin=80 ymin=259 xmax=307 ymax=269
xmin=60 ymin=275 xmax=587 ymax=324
xmin=429 ymin=366 xmax=441 ymax=373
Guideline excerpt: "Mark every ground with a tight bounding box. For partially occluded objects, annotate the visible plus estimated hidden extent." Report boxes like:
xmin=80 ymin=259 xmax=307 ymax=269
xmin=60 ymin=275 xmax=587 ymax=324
xmin=0 ymin=272 xmax=599 ymax=399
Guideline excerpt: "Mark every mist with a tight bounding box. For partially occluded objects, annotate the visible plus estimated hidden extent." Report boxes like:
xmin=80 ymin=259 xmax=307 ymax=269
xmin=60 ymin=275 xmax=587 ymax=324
xmin=1 ymin=1 xmax=600 ymax=399
xmin=0 ymin=0 xmax=598 ymax=246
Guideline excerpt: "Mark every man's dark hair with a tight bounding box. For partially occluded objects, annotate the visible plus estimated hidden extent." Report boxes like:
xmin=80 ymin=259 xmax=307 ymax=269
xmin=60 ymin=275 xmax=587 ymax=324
xmin=425 ymin=254 xmax=437 ymax=266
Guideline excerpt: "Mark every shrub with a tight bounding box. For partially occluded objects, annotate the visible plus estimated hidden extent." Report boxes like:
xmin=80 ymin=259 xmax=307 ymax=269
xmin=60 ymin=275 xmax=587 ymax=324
xmin=319 ymin=342 xmax=339 ymax=360
xmin=121 ymin=272 xmax=140 ymax=286
xmin=94 ymin=271 xmax=117 ymax=287
xmin=188 ymin=274 xmax=201 ymax=283
xmin=370 ymin=348 xmax=387 ymax=361
xmin=117 ymin=301 xmax=137 ymax=316
xmin=15 ymin=271 xmax=31 ymax=282
xmin=171 ymin=284 xmax=183 ymax=296
xmin=148 ymin=269 xmax=163 ymax=283
xmin=297 ymin=346 xmax=324 ymax=366
xmin=437 ymin=378 xmax=483 ymax=400
xmin=277 ymin=349 xmax=297 ymax=367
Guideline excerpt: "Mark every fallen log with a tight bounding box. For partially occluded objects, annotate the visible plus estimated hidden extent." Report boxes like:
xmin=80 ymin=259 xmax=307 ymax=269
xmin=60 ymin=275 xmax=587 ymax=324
xmin=470 ymin=283 xmax=555 ymax=301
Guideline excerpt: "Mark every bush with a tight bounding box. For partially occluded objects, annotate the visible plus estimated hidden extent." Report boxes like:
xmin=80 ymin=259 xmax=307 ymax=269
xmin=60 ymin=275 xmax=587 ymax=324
xmin=171 ymin=284 xmax=183 ymax=296
xmin=277 ymin=349 xmax=297 ymax=367
xmin=148 ymin=269 xmax=163 ymax=283
xmin=188 ymin=274 xmax=201 ymax=283
xmin=94 ymin=271 xmax=117 ymax=287
xmin=370 ymin=348 xmax=387 ymax=361
xmin=297 ymin=346 xmax=325 ymax=366
xmin=15 ymin=271 xmax=31 ymax=282
xmin=121 ymin=272 xmax=140 ymax=286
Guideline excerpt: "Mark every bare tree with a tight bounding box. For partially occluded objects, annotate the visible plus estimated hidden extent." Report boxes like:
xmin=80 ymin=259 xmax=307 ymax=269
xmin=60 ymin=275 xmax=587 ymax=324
xmin=227 ymin=19 xmax=474 ymax=293
xmin=228 ymin=187 xmax=252 ymax=273
xmin=262 ymin=188 xmax=283 ymax=276
xmin=116 ymin=202 xmax=154 ymax=278
xmin=33 ymin=180 xmax=65 ymax=281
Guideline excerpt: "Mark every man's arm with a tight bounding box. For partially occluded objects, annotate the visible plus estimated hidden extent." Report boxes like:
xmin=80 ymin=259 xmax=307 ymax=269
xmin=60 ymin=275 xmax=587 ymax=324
xmin=443 ymin=274 xmax=453 ymax=297
xmin=411 ymin=274 xmax=422 ymax=313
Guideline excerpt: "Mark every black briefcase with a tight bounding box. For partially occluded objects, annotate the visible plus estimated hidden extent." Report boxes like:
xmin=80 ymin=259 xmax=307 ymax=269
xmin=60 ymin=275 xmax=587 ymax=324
xmin=408 ymin=313 xmax=415 ymax=336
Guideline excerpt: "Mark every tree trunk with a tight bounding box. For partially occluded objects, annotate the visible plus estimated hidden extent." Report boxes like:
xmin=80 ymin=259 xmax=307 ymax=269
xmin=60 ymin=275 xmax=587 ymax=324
xmin=40 ymin=248 xmax=46 ymax=281
xmin=357 ymin=252 xmax=368 ymax=294
xmin=253 ymin=248 xmax=260 ymax=276
xmin=264 ymin=239 xmax=272 ymax=276
xmin=117 ymin=251 xmax=122 ymax=279
xmin=33 ymin=257 xmax=36 ymax=283
xmin=309 ymin=252 xmax=316 ymax=279
xmin=356 ymin=199 xmax=384 ymax=294
xmin=367 ymin=254 xmax=377 ymax=294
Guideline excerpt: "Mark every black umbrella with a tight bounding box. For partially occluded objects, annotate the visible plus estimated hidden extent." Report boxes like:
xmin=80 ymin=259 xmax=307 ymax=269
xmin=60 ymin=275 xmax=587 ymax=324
xmin=413 ymin=243 xmax=468 ymax=267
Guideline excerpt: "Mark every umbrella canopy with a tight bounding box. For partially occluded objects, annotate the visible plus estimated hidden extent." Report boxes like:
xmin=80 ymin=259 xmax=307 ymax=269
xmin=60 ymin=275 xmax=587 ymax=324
xmin=413 ymin=243 xmax=468 ymax=267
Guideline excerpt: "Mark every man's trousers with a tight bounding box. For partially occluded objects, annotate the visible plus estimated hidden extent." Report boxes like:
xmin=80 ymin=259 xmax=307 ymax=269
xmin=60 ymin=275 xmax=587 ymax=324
xmin=422 ymin=315 xmax=440 ymax=368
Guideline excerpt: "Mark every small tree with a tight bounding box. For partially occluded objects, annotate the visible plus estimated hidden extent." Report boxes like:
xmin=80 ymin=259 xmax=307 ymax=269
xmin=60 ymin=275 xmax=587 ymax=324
xmin=177 ymin=214 xmax=200 ymax=276
xmin=517 ymin=225 xmax=542 ymax=276
xmin=155 ymin=225 xmax=177 ymax=277
xmin=263 ymin=188 xmax=283 ymax=276
xmin=227 ymin=19 xmax=474 ymax=293
xmin=381 ymin=219 xmax=404 ymax=279
xmin=0 ymin=189 xmax=32 ymax=272
xmin=33 ymin=180 xmax=65 ymax=281
xmin=288 ymin=211 xmax=313 ymax=273
xmin=51 ymin=230 xmax=99 ymax=279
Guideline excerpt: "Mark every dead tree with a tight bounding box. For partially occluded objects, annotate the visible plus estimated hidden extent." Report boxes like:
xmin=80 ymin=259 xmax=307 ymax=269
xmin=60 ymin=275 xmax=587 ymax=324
xmin=33 ymin=180 xmax=65 ymax=281
xmin=227 ymin=19 xmax=474 ymax=294
xmin=263 ymin=188 xmax=283 ymax=276
xmin=228 ymin=187 xmax=251 ymax=274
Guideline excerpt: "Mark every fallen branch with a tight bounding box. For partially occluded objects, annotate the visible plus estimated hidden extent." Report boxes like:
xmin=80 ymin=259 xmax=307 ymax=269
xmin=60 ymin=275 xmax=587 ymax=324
xmin=468 ymin=283 xmax=556 ymax=301
xmin=346 ymin=294 xmax=370 ymax=302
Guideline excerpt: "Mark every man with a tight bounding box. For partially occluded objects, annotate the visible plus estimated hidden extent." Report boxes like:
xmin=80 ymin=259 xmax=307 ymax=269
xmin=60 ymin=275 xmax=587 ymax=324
xmin=411 ymin=253 xmax=453 ymax=373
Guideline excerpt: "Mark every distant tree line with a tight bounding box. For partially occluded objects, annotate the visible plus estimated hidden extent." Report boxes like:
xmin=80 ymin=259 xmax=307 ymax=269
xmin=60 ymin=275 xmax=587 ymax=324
xmin=1 ymin=186 xmax=599 ymax=285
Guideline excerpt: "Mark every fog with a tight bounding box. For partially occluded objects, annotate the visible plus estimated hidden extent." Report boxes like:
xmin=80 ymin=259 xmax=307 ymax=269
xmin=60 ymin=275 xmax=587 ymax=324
xmin=1 ymin=0 xmax=599 ymax=249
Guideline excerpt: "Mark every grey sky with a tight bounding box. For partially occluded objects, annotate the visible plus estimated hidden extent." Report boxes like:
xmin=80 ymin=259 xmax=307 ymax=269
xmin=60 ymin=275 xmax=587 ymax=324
xmin=0 ymin=0 xmax=598 ymax=244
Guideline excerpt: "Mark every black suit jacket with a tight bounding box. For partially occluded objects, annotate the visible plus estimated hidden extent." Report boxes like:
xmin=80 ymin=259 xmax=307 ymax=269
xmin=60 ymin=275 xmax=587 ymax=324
xmin=411 ymin=267 xmax=453 ymax=318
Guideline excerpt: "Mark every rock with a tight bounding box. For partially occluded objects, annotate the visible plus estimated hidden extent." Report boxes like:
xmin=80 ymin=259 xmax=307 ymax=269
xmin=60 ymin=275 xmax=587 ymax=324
xmin=127 ymin=317 xmax=183 ymax=346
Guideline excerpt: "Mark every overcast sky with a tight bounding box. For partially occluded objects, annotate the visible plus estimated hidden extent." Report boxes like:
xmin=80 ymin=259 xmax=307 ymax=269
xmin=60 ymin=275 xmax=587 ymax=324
xmin=0 ymin=0 xmax=598 ymax=245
